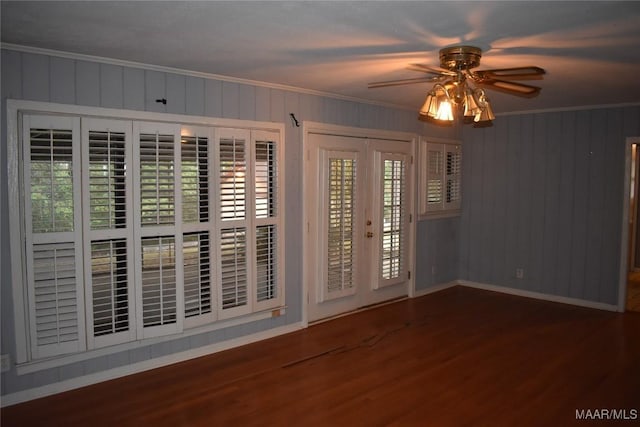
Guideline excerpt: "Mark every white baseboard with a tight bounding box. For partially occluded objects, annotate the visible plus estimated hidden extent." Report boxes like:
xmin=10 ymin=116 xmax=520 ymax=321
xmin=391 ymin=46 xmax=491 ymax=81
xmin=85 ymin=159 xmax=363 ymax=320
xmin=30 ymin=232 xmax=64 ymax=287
xmin=457 ymin=280 xmax=619 ymax=312
xmin=413 ymin=281 xmax=458 ymax=298
xmin=1 ymin=322 xmax=305 ymax=408
xmin=2 ymin=280 xmax=619 ymax=407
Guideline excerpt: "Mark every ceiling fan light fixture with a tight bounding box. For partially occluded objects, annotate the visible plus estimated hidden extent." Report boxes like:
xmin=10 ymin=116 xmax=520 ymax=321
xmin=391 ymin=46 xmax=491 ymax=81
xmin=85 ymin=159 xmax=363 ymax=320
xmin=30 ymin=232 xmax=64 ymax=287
xmin=434 ymin=98 xmax=454 ymax=121
xmin=418 ymin=84 xmax=455 ymax=122
xmin=369 ymin=45 xmax=544 ymax=126
xmin=473 ymin=89 xmax=495 ymax=124
xmin=463 ymin=88 xmax=481 ymax=118
xmin=419 ymin=90 xmax=436 ymax=115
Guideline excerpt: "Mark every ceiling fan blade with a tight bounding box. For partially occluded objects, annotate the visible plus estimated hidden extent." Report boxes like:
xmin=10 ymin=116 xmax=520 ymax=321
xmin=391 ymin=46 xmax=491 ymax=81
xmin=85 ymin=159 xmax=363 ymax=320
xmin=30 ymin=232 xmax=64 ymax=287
xmin=476 ymin=78 xmax=542 ymax=98
xmin=407 ymin=63 xmax=456 ymax=76
xmin=473 ymin=66 xmax=546 ymax=80
xmin=368 ymin=76 xmax=446 ymax=89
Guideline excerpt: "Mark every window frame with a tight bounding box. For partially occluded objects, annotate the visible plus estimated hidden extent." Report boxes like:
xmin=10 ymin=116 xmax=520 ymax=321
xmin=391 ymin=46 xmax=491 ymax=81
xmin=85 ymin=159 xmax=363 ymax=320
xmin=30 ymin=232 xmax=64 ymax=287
xmin=7 ymin=100 xmax=286 ymax=371
xmin=419 ymin=138 xmax=462 ymax=218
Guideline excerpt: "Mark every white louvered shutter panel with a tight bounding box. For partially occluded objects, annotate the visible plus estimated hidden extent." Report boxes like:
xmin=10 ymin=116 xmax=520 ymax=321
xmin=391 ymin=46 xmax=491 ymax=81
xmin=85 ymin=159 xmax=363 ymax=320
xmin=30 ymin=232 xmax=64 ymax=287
xmin=219 ymin=227 xmax=248 ymax=312
xmin=23 ymin=115 xmax=86 ymax=359
xmin=134 ymin=122 xmax=183 ymax=338
xmin=426 ymin=143 xmax=444 ymax=211
xmin=255 ymin=224 xmax=276 ymax=303
xmin=183 ymin=232 xmax=212 ymax=319
xmin=217 ymin=129 xmax=252 ymax=318
xmin=82 ymin=119 xmax=136 ymax=349
xmin=444 ymin=145 xmax=462 ymax=211
xmin=376 ymin=154 xmax=408 ymax=288
xmin=181 ymin=126 xmax=215 ymax=327
xmin=219 ymin=132 xmax=247 ymax=221
xmin=253 ymin=131 xmax=282 ymax=311
xmin=320 ymin=151 xmax=358 ymax=302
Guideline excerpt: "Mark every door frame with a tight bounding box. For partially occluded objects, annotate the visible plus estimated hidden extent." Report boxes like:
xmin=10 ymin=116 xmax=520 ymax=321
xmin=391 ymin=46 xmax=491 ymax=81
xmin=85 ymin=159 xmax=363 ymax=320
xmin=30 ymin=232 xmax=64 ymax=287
xmin=301 ymin=121 xmax=417 ymax=326
xmin=618 ymin=136 xmax=640 ymax=311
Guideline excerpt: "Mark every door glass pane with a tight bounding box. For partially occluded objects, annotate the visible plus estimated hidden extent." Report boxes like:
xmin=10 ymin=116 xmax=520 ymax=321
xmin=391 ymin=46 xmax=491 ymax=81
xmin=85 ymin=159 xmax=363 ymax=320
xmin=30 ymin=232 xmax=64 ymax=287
xmin=381 ymin=159 xmax=405 ymax=280
xmin=327 ymin=158 xmax=356 ymax=293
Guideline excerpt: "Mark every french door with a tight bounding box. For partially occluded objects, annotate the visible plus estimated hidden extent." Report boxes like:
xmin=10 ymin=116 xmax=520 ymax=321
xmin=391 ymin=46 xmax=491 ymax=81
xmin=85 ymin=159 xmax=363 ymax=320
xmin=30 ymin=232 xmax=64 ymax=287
xmin=305 ymin=131 xmax=413 ymax=322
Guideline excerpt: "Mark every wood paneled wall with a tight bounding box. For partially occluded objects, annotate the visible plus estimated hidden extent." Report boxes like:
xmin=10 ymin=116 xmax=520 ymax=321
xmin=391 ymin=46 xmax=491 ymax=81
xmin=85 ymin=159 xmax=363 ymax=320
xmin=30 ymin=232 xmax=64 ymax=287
xmin=460 ymin=107 xmax=640 ymax=305
xmin=415 ymin=217 xmax=460 ymax=291
xmin=0 ymin=47 xmax=459 ymax=398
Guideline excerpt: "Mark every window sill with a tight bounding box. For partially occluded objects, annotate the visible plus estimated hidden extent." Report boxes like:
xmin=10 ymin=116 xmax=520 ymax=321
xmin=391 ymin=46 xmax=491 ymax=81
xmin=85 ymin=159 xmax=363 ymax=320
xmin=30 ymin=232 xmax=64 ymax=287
xmin=16 ymin=306 xmax=286 ymax=376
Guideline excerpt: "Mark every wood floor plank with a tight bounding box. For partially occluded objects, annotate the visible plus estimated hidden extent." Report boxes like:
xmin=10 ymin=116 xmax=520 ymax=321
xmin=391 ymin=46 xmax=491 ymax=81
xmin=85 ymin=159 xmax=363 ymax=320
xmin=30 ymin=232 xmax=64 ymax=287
xmin=2 ymin=286 xmax=639 ymax=426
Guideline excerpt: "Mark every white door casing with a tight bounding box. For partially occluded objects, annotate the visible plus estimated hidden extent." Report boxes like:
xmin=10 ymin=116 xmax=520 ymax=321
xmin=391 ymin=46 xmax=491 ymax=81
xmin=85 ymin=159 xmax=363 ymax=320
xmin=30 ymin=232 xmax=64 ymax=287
xmin=303 ymin=125 xmax=415 ymax=323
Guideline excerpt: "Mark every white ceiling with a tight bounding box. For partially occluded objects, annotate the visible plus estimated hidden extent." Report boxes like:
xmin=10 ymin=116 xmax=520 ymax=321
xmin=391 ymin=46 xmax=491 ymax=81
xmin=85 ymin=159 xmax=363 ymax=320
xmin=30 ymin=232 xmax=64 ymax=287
xmin=2 ymin=1 xmax=640 ymax=115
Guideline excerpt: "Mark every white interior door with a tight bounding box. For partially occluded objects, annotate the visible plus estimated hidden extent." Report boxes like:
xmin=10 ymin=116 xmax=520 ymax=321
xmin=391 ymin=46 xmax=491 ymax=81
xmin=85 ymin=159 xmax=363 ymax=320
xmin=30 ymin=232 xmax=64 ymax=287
xmin=305 ymin=132 xmax=413 ymax=322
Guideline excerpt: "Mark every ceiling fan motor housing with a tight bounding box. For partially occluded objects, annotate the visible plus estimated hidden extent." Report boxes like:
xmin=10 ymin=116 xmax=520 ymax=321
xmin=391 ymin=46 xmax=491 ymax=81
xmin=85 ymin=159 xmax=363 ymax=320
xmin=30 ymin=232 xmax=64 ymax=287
xmin=439 ymin=46 xmax=482 ymax=71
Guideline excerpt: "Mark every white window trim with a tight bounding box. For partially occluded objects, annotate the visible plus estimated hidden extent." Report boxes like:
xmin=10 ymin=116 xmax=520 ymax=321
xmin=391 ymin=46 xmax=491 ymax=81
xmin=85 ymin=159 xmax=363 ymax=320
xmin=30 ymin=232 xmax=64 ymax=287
xmin=7 ymin=100 xmax=286 ymax=371
xmin=371 ymin=151 xmax=411 ymax=290
xmin=419 ymin=137 xmax=462 ymax=219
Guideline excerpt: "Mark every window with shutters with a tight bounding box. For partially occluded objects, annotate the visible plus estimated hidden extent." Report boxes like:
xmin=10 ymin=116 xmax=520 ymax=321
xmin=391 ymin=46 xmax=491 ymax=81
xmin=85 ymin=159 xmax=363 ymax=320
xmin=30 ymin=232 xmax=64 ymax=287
xmin=420 ymin=141 xmax=461 ymax=216
xmin=10 ymin=108 xmax=284 ymax=366
xmin=253 ymin=134 xmax=279 ymax=311
xmin=82 ymin=119 xmax=135 ymax=349
xmin=23 ymin=116 xmax=85 ymax=359
xmin=181 ymin=127 xmax=214 ymax=328
xmin=216 ymin=129 xmax=282 ymax=318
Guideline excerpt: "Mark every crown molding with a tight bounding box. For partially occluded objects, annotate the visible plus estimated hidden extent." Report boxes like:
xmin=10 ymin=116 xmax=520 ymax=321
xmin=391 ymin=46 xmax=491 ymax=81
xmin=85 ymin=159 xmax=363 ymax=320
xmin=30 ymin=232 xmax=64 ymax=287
xmin=1 ymin=43 xmax=413 ymax=112
xmin=3 ymin=43 xmax=639 ymax=117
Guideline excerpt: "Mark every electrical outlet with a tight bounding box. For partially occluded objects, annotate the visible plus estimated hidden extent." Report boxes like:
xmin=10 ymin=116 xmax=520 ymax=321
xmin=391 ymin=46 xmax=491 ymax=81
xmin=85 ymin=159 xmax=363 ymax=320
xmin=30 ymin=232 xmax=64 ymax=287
xmin=1 ymin=354 xmax=10 ymax=373
xmin=516 ymin=268 xmax=524 ymax=279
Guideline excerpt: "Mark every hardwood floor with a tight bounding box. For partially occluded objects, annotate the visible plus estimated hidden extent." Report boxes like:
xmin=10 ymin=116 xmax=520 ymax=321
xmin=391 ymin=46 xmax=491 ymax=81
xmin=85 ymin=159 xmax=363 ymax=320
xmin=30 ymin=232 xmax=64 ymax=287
xmin=627 ymin=272 xmax=640 ymax=312
xmin=2 ymin=286 xmax=639 ymax=427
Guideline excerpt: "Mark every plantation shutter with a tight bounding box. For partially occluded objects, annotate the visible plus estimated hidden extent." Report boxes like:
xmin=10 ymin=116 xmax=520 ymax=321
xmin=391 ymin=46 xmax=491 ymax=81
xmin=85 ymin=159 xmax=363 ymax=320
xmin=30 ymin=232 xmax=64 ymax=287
xmin=320 ymin=150 xmax=358 ymax=302
xmin=133 ymin=122 xmax=183 ymax=338
xmin=22 ymin=115 xmax=86 ymax=359
xmin=444 ymin=145 xmax=461 ymax=211
xmin=217 ymin=128 xmax=252 ymax=318
xmin=181 ymin=126 xmax=215 ymax=328
xmin=423 ymin=142 xmax=462 ymax=214
xmin=253 ymin=131 xmax=282 ymax=311
xmin=426 ymin=144 xmax=444 ymax=211
xmin=375 ymin=153 xmax=409 ymax=288
xmin=82 ymin=119 xmax=136 ymax=349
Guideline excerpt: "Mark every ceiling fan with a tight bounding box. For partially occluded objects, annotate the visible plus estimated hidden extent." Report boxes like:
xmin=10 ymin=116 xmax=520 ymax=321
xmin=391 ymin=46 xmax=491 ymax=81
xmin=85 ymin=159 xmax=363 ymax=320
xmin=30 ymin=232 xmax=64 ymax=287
xmin=368 ymin=45 xmax=546 ymax=126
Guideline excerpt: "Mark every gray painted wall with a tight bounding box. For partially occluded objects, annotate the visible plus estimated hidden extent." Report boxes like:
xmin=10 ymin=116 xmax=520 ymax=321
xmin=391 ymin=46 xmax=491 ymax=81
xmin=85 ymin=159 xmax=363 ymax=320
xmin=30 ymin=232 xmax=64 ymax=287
xmin=415 ymin=216 xmax=460 ymax=291
xmin=7 ymin=47 xmax=634 ymax=399
xmin=0 ymin=48 xmax=457 ymax=397
xmin=459 ymin=107 xmax=640 ymax=305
